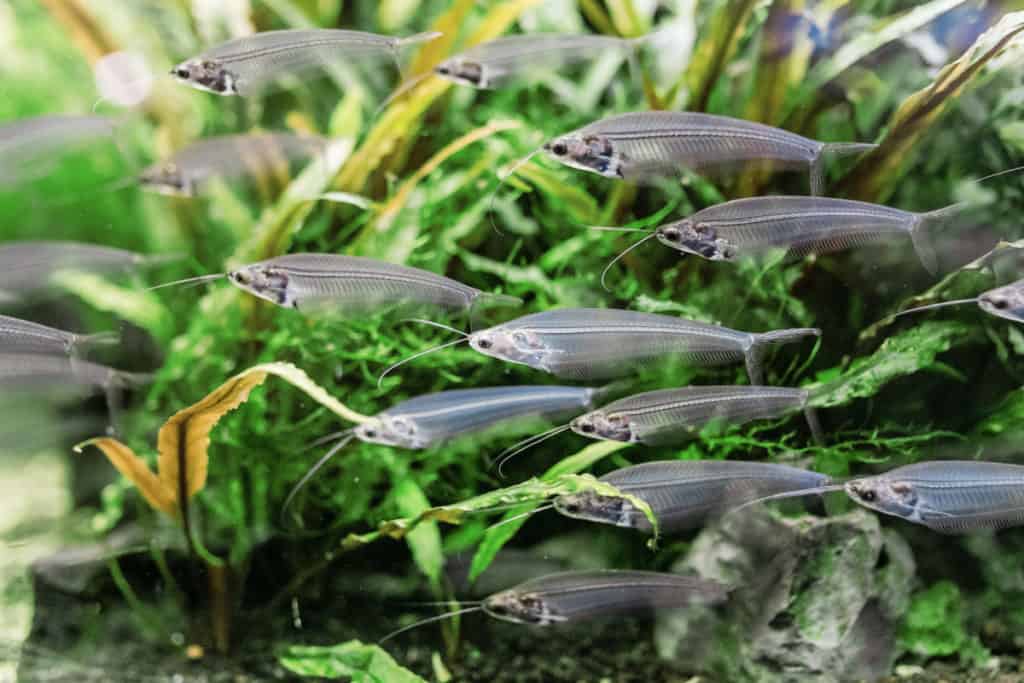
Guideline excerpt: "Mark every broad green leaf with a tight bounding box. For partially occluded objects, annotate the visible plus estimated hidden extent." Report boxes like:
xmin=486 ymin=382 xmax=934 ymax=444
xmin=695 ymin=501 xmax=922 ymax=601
xmin=279 ymin=641 xmax=427 ymax=682
xmin=838 ymin=11 xmax=1024 ymax=202
xmin=809 ymin=321 xmax=983 ymax=409
xmin=467 ymin=440 xmax=628 ymax=583
xmin=394 ymin=478 xmax=444 ymax=590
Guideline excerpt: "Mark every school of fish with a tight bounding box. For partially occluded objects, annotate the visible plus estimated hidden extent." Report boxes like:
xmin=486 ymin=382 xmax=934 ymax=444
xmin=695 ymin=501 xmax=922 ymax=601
xmin=4 ymin=19 xmax=1024 ymax=667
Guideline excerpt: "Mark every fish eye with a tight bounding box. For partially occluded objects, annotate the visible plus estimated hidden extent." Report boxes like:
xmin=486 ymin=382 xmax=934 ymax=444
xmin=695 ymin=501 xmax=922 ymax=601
xmin=363 ymin=428 xmax=377 ymax=439
xmin=476 ymin=337 xmax=493 ymax=349
xmin=437 ymin=65 xmax=450 ymax=75
xmin=551 ymin=142 xmax=568 ymax=156
xmin=859 ymin=489 xmax=876 ymax=502
xmin=578 ymin=423 xmax=595 ymax=433
xmin=661 ymin=228 xmax=681 ymax=242
xmin=992 ymin=298 xmax=1010 ymax=310
xmin=174 ymin=67 xmax=190 ymax=78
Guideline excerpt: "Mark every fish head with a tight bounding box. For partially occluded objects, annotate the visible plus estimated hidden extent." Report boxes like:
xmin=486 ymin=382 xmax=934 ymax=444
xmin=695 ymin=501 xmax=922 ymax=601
xmin=845 ymin=477 xmax=920 ymax=520
xmin=553 ymin=491 xmax=635 ymax=528
xmin=227 ymin=263 xmax=295 ymax=308
xmin=354 ymin=415 xmax=420 ymax=448
xmin=434 ymin=58 xmax=486 ymax=88
xmin=979 ymin=282 xmax=1024 ymax=323
xmin=139 ymin=162 xmax=192 ymax=196
xmin=543 ymin=132 xmax=621 ymax=178
xmin=468 ymin=326 xmax=547 ymax=370
xmin=656 ymin=220 xmax=735 ymax=261
xmin=569 ymin=410 xmax=635 ymax=442
xmin=170 ymin=58 xmax=238 ymax=96
xmin=483 ymin=590 xmax=556 ymax=625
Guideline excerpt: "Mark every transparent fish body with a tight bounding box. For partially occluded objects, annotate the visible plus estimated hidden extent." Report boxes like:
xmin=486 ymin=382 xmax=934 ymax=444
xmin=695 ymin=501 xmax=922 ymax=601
xmin=847 ymin=461 xmax=1024 ymax=533
xmin=0 ymin=241 xmax=149 ymax=302
xmin=578 ymin=385 xmax=811 ymax=445
xmin=0 ymin=315 xmax=114 ymax=356
xmin=471 ymin=308 xmax=819 ymax=384
xmin=358 ymin=385 xmax=600 ymax=448
xmin=483 ymin=570 xmax=729 ymax=625
xmin=561 ymin=460 xmax=832 ymax=533
xmin=175 ymin=29 xmax=439 ymax=96
xmin=140 ymin=133 xmax=328 ymax=196
xmin=0 ymin=115 xmax=119 ymax=184
xmin=439 ymin=34 xmax=636 ymax=88
xmin=229 ymin=253 xmax=512 ymax=314
xmin=544 ymin=112 xmax=874 ymax=193
xmin=0 ymin=352 xmax=144 ymax=392
xmin=658 ymin=196 xmax=958 ymax=273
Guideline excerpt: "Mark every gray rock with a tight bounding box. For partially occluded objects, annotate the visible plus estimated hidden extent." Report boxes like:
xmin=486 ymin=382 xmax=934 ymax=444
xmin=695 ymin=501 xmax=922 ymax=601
xmin=655 ymin=507 xmax=916 ymax=683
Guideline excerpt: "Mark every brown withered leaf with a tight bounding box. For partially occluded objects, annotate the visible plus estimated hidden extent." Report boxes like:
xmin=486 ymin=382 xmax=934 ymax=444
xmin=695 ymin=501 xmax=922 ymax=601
xmin=78 ymin=362 xmax=371 ymax=517
xmin=75 ymin=437 xmax=176 ymax=516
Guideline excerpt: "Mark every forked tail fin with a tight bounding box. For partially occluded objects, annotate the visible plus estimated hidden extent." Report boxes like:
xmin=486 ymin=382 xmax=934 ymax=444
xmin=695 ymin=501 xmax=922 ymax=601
xmin=910 ymin=202 xmax=968 ymax=276
xmin=745 ymin=328 xmax=821 ymax=385
xmin=810 ymin=142 xmax=877 ymax=196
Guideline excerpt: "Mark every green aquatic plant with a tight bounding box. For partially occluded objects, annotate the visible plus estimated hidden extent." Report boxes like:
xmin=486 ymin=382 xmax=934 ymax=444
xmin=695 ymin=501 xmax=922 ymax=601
xmin=5 ymin=0 xmax=1024 ymax=679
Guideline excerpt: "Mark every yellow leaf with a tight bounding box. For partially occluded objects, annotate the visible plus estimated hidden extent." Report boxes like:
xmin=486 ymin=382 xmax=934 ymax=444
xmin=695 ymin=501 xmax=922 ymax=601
xmin=158 ymin=370 xmax=271 ymax=502
xmin=79 ymin=362 xmax=371 ymax=516
xmin=685 ymin=0 xmax=759 ymax=112
xmin=75 ymin=437 xmax=176 ymax=516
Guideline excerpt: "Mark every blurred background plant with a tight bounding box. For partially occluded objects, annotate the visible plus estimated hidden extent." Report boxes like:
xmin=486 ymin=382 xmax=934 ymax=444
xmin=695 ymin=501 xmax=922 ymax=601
xmin=4 ymin=0 xmax=1024 ymax=681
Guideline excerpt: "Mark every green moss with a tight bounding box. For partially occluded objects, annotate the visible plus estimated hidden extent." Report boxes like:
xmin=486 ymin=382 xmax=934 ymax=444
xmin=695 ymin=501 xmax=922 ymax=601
xmin=899 ymin=581 xmax=989 ymax=664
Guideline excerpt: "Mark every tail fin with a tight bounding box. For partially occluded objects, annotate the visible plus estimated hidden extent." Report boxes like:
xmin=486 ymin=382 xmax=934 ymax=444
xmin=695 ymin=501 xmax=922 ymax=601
xmin=810 ymin=143 xmax=877 ymax=196
xmin=910 ymin=202 xmax=968 ymax=276
xmin=73 ymin=331 xmax=121 ymax=354
xmin=746 ymin=328 xmax=821 ymax=385
xmin=468 ymin=292 xmax=523 ymax=330
xmin=590 ymin=380 xmax=632 ymax=406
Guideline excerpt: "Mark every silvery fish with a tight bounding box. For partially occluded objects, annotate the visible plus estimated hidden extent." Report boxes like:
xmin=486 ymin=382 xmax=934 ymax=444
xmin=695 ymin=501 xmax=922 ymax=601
xmin=0 ymin=115 xmax=121 ymax=185
xmin=380 ymin=570 xmax=729 ymax=642
xmin=386 ymin=308 xmax=819 ymax=385
xmin=541 ymin=112 xmax=875 ymax=194
xmin=433 ymin=33 xmax=649 ymax=89
xmin=0 ymin=241 xmax=169 ymax=304
xmin=844 ymin=461 xmax=1024 ymax=533
xmin=0 ymin=314 xmax=118 ymax=356
xmin=554 ymin=460 xmax=831 ymax=533
xmin=172 ymin=29 xmax=441 ymax=96
xmin=645 ymin=196 xmax=965 ymax=275
xmin=284 ymin=385 xmax=603 ymax=519
xmin=896 ymin=277 xmax=1024 ymax=323
xmin=153 ymin=253 xmax=520 ymax=316
xmin=569 ymin=385 xmax=823 ymax=445
xmin=741 ymin=461 xmax=1024 ymax=534
xmin=139 ymin=133 xmax=329 ymax=196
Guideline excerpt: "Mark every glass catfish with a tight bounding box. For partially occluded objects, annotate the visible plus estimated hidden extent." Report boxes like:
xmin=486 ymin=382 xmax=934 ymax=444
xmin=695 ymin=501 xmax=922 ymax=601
xmin=0 ymin=114 xmax=122 ymax=185
xmin=554 ymin=460 xmax=831 ymax=534
xmin=895 ymin=277 xmax=1024 ymax=323
xmin=541 ymin=112 xmax=875 ymax=194
xmin=283 ymin=385 xmax=606 ymax=518
xmin=385 ymin=308 xmax=820 ymax=385
xmin=0 ymin=241 xmax=171 ymax=304
xmin=738 ymin=461 xmax=1024 ymax=534
xmin=138 ymin=133 xmax=330 ymax=197
xmin=152 ymin=253 xmax=520 ymax=317
xmin=380 ymin=569 xmax=729 ymax=643
xmin=0 ymin=314 xmax=118 ymax=357
xmin=624 ymin=195 xmax=966 ymax=276
xmin=171 ymin=29 xmax=441 ymax=96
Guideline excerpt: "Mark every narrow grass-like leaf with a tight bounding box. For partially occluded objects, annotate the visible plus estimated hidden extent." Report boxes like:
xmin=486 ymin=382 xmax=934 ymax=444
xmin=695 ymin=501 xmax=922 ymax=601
xmin=685 ymin=0 xmax=759 ymax=111
xmin=838 ymin=11 xmax=1024 ymax=202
